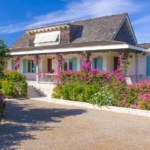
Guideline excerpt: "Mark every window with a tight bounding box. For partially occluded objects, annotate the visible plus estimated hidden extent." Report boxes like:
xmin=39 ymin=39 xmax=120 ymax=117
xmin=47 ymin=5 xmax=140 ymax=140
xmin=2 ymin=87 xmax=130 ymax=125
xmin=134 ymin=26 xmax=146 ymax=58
xmin=91 ymin=57 xmax=103 ymax=70
xmin=69 ymin=59 xmax=72 ymax=70
xmin=27 ymin=60 xmax=34 ymax=73
xmin=63 ymin=59 xmax=73 ymax=70
xmin=34 ymin=31 xmax=60 ymax=46
xmin=93 ymin=58 xmax=97 ymax=69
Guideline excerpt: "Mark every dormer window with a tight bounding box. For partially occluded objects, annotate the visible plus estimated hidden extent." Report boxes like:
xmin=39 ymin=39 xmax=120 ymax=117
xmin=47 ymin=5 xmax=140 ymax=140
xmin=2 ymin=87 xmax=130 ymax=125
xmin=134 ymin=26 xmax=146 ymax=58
xmin=34 ymin=31 xmax=60 ymax=46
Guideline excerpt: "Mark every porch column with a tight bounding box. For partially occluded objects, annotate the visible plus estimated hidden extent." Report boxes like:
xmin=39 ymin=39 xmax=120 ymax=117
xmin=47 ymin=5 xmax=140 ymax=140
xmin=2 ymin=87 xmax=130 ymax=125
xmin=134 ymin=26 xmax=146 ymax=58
xmin=135 ymin=53 xmax=139 ymax=82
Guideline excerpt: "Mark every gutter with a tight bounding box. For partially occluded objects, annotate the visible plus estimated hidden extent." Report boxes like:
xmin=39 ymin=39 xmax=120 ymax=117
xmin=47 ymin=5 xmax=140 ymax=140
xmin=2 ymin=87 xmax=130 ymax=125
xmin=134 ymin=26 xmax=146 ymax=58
xmin=10 ymin=44 xmax=148 ymax=56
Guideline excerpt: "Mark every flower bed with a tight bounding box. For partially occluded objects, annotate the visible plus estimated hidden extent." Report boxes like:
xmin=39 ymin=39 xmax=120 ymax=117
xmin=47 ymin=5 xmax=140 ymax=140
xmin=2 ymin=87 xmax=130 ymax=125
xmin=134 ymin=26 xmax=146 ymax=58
xmin=52 ymin=69 xmax=150 ymax=110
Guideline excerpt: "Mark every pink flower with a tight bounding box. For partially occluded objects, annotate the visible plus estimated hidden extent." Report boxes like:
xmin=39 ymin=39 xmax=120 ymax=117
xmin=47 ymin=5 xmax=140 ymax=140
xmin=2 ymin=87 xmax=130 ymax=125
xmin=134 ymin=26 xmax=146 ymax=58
xmin=90 ymin=68 xmax=99 ymax=73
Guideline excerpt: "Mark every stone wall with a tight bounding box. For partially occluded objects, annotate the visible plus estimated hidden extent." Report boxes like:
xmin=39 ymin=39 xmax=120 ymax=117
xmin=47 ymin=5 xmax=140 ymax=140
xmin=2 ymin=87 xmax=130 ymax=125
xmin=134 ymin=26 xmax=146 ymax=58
xmin=60 ymin=28 xmax=70 ymax=44
xmin=28 ymin=82 xmax=55 ymax=97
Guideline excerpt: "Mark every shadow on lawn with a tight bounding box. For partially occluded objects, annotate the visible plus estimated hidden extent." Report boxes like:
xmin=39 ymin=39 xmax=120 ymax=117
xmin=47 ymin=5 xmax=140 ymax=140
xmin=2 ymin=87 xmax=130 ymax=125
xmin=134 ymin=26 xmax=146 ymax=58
xmin=0 ymin=100 xmax=86 ymax=150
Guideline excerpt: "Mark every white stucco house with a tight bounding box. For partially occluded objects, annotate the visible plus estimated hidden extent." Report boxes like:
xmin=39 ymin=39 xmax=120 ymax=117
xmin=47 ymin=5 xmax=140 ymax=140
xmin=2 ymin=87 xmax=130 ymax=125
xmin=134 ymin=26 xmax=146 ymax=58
xmin=8 ymin=12 xmax=149 ymax=85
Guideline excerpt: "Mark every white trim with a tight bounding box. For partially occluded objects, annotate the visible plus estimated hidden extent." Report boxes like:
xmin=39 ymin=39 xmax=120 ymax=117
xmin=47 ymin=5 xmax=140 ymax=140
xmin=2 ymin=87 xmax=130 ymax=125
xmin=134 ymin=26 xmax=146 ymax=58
xmin=10 ymin=44 xmax=148 ymax=56
xmin=112 ymin=14 xmax=137 ymax=45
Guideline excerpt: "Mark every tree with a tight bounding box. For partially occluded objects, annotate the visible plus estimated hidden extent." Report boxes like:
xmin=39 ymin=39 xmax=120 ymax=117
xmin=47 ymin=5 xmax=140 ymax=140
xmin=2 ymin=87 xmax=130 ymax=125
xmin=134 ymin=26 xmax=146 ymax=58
xmin=0 ymin=39 xmax=10 ymax=78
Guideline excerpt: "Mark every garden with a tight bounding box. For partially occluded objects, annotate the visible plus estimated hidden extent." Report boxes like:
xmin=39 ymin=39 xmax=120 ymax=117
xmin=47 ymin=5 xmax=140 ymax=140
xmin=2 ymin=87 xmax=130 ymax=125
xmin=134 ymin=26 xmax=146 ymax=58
xmin=0 ymin=40 xmax=27 ymax=120
xmin=52 ymin=52 xmax=150 ymax=110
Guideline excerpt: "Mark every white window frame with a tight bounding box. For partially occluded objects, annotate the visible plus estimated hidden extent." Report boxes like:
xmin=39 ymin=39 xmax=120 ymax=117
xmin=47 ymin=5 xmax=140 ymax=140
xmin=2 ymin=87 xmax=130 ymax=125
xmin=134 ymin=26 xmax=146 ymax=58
xmin=34 ymin=31 xmax=60 ymax=47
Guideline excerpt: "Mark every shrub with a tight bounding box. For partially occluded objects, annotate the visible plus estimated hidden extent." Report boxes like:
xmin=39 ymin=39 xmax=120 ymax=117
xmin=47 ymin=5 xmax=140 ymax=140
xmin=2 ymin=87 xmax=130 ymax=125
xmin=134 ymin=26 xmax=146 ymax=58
xmin=52 ymin=68 xmax=150 ymax=110
xmin=2 ymin=80 xmax=14 ymax=98
xmin=1 ymin=71 xmax=27 ymax=98
xmin=3 ymin=70 xmax=26 ymax=82
xmin=89 ymin=86 xmax=112 ymax=106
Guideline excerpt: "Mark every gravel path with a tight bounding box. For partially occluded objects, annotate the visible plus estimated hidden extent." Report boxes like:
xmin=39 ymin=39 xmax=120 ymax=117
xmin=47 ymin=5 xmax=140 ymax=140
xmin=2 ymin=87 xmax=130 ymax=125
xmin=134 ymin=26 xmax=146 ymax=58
xmin=1 ymin=99 xmax=150 ymax=150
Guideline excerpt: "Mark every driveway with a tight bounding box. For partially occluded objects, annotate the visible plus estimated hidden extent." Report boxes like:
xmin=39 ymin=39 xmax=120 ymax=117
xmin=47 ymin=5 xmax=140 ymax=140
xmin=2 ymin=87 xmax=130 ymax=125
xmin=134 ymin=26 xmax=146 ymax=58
xmin=0 ymin=99 xmax=150 ymax=150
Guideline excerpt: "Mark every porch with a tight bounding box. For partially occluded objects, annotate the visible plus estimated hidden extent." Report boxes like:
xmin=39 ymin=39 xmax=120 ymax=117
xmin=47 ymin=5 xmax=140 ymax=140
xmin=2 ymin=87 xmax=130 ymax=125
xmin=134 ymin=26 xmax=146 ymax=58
xmin=8 ymin=52 xmax=145 ymax=84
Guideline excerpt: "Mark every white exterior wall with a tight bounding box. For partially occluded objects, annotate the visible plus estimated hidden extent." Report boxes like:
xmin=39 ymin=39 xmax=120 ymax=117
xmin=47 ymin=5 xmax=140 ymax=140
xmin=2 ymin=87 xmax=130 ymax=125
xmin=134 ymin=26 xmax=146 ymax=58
xmin=21 ymin=56 xmax=36 ymax=81
xmin=91 ymin=52 xmax=118 ymax=72
xmin=126 ymin=53 xmax=136 ymax=76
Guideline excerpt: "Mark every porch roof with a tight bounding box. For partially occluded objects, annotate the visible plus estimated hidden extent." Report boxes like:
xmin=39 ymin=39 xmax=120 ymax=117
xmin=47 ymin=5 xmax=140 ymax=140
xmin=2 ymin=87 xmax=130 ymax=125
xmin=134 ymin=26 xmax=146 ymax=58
xmin=139 ymin=43 xmax=150 ymax=49
xmin=10 ymin=40 xmax=148 ymax=56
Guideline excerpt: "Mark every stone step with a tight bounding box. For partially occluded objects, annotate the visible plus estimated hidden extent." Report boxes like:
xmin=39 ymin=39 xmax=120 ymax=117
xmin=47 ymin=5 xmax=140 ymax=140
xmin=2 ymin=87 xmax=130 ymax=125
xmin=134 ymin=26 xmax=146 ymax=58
xmin=27 ymin=91 xmax=40 ymax=94
xmin=27 ymin=85 xmax=42 ymax=98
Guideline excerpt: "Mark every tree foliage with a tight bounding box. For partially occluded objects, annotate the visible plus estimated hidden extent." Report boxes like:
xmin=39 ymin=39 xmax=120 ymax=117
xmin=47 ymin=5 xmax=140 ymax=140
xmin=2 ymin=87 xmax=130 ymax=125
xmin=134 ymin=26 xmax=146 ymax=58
xmin=0 ymin=39 xmax=10 ymax=78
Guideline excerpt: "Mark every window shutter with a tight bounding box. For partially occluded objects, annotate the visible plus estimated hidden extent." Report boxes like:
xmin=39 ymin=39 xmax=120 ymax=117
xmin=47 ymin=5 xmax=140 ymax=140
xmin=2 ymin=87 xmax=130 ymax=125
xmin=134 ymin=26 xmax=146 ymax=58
xmin=11 ymin=60 xmax=14 ymax=70
xmin=146 ymin=56 xmax=150 ymax=76
xmin=97 ymin=57 xmax=103 ymax=70
xmin=72 ymin=57 xmax=77 ymax=71
xmin=23 ymin=59 xmax=26 ymax=73
xmin=34 ymin=64 xmax=36 ymax=73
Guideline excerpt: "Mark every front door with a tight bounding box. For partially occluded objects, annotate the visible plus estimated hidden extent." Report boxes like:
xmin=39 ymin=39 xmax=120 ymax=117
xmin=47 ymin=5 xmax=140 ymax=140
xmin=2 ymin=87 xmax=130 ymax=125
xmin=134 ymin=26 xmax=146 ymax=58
xmin=48 ymin=59 xmax=52 ymax=73
xmin=114 ymin=57 xmax=119 ymax=71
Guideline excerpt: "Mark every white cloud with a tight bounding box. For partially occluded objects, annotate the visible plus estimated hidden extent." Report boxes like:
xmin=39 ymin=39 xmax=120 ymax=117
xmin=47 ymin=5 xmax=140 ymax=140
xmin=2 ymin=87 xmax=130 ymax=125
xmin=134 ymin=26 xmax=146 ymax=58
xmin=133 ymin=15 xmax=150 ymax=25
xmin=0 ymin=0 xmax=143 ymax=34
xmin=132 ymin=15 xmax=150 ymax=43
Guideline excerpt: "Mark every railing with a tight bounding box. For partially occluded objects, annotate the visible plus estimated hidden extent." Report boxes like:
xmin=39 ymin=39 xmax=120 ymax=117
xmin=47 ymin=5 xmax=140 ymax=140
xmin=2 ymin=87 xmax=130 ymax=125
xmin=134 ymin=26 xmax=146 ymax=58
xmin=125 ymin=74 xmax=144 ymax=84
xmin=39 ymin=73 xmax=57 ymax=84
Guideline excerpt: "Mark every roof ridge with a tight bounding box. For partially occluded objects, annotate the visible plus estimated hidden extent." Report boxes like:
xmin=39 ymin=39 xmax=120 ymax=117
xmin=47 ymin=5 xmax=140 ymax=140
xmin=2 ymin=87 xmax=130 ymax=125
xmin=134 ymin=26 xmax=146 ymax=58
xmin=27 ymin=12 xmax=127 ymax=31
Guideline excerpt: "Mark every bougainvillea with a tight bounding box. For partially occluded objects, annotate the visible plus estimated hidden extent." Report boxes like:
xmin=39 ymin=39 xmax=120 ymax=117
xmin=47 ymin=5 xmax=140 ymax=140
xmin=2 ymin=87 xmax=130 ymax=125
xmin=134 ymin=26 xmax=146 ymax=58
xmin=14 ymin=56 xmax=20 ymax=67
xmin=77 ymin=52 xmax=91 ymax=71
xmin=116 ymin=50 xmax=130 ymax=76
xmin=32 ymin=55 xmax=42 ymax=66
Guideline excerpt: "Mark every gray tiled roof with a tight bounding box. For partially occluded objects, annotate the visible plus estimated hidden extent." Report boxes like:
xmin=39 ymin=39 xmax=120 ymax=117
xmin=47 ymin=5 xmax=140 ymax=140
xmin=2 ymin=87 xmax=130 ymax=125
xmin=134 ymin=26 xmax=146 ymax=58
xmin=139 ymin=43 xmax=150 ymax=49
xmin=70 ymin=13 xmax=126 ymax=43
xmin=10 ymin=13 xmax=127 ymax=49
xmin=10 ymin=32 xmax=30 ymax=49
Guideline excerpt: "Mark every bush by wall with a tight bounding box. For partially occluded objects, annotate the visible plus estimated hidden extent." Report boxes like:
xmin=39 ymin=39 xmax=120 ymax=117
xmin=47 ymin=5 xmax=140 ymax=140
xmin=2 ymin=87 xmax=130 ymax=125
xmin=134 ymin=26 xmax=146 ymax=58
xmin=52 ymin=69 xmax=150 ymax=110
xmin=0 ymin=70 xmax=27 ymax=98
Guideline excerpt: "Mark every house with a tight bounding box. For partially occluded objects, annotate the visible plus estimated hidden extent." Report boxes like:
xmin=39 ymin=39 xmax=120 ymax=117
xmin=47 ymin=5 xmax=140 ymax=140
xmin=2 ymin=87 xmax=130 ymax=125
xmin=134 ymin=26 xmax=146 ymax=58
xmin=138 ymin=43 xmax=150 ymax=79
xmin=8 ymin=12 xmax=148 ymax=85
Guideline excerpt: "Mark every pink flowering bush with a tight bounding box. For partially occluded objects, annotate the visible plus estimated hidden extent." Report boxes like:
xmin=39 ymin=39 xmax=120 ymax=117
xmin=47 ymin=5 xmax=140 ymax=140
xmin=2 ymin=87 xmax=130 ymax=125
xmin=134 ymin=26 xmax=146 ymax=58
xmin=38 ymin=72 xmax=47 ymax=78
xmin=52 ymin=51 xmax=150 ymax=110
xmin=52 ymin=68 xmax=126 ymax=105
xmin=120 ymin=80 xmax=150 ymax=109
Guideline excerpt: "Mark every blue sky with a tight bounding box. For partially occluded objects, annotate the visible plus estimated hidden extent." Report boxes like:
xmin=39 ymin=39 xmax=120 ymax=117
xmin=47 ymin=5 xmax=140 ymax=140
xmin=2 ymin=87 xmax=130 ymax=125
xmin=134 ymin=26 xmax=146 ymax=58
xmin=0 ymin=0 xmax=150 ymax=46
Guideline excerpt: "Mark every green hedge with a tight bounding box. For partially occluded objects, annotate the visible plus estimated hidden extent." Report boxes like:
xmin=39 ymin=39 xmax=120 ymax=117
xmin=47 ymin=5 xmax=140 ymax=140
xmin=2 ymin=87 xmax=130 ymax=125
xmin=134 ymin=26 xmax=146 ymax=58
xmin=0 ymin=71 xmax=27 ymax=98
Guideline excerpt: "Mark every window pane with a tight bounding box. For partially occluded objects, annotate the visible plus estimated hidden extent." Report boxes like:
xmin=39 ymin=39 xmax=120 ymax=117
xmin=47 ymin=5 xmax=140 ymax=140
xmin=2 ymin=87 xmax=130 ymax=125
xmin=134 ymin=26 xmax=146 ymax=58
xmin=28 ymin=60 xmax=30 ymax=72
xmin=69 ymin=59 xmax=72 ymax=70
xmin=32 ymin=61 xmax=34 ymax=73
xmin=94 ymin=58 xmax=97 ymax=69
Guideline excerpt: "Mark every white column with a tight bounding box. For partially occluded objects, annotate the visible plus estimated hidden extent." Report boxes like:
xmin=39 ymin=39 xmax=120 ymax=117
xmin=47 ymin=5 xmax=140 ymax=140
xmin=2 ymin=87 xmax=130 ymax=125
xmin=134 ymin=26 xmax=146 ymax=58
xmin=135 ymin=53 xmax=139 ymax=82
